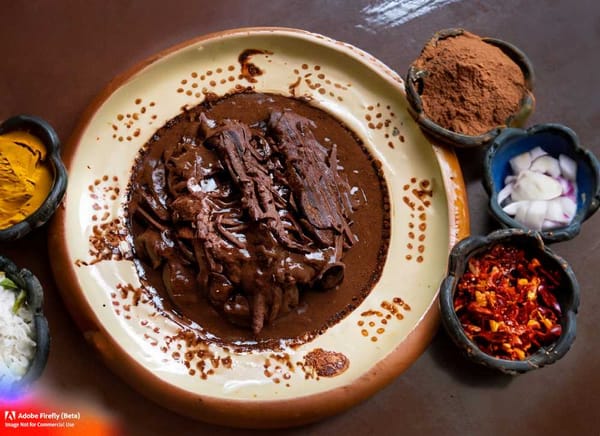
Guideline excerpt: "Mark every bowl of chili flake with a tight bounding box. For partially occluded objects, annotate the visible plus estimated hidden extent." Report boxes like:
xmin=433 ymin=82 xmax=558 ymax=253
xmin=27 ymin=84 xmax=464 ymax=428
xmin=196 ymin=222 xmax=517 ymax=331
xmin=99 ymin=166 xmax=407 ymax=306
xmin=439 ymin=228 xmax=579 ymax=374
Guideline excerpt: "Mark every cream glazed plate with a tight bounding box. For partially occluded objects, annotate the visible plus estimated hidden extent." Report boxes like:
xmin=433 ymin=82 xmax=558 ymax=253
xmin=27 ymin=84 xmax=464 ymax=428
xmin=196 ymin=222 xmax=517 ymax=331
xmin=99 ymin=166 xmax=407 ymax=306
xmin=50 ymin=27 xmax=469 ymax=428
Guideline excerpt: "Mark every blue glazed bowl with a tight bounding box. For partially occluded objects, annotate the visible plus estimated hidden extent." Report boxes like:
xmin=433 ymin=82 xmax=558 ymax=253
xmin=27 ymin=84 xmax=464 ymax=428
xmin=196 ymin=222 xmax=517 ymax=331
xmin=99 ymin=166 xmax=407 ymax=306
xmin=0 ymin=115 xmax=68 ymax=241
xmin=483 ymin=124 xmax=600 ymax=242
xmin=405 ymin=28 xmax=535 ymax=148
xmin=439 ymin=229 xmax=579 ymax=375
xmin=0 ymin=255 xmax=50 ymax=397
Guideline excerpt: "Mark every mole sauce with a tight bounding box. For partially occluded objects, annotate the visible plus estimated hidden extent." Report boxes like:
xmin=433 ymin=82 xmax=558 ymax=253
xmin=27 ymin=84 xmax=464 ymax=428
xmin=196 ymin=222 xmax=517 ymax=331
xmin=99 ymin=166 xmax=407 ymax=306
xmin=127 ymin=92 xmax=390 ymax=347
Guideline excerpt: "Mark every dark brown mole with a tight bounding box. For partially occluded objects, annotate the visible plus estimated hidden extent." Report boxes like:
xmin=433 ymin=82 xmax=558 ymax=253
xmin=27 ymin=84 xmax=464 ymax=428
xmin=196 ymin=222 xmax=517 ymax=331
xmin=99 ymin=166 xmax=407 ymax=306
xmin=126 ymin=91 xmax=390 ymax=349
xmin=238 ymin=48 xmax=273 ymax=83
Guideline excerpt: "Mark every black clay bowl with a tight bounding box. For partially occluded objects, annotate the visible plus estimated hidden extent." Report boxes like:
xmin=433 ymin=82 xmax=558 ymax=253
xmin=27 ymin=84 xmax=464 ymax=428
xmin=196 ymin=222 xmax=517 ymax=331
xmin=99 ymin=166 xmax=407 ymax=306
xmin=0 ymin=255 xmax=50 ymax=396
xmin=0 ymin=115 xmax=68 ymax=241
xmin=483 ymin=124 xmax=600 ymax=243
xmin=405 ymin=28 xmax=535 ymax=148
xmin=439 ymin=229 xmax=579 ymax=375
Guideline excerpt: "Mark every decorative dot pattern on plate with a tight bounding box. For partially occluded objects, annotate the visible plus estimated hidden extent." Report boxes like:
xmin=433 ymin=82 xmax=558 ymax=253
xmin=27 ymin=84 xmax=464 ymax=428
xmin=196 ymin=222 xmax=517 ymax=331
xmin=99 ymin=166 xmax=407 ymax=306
xmin=401 ymin=177 xmax=433 ymax=263
xmin=110 ymin=100 xmax=158 ymax=141
xmin=177 ymin=65 xmax=239 ymax=98
xmin=364 ymin=103 xmax=390 ymax=129
xmin=363 ymin=103 xmax=407 ymax=149
xmin=110 ymin=283 xmax=148 ymax=320
xmin=74 ymin=175 xmax=130 ymax=266
xmin=357 ymin=297 xmax=412 ymax=342
xmin=288 ymin=63 xmax=351 ymax=102
xmin=263 ymin=353 xmax=295 ymax=386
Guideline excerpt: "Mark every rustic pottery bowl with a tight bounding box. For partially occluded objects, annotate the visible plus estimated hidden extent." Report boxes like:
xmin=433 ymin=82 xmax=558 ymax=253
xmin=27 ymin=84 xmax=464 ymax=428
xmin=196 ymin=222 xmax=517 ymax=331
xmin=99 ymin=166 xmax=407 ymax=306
xmin=0 ymin=255 xmax=50 ymax=396
xmin=405 ymin=28 xmax=535 ymax=148
xmin=439 ymin=229 xmax=579 ymax=375
xmin=0 ymin=115 xmax=68 ymax=241
xmin=483 ymin=124 xmax=600 ymax=242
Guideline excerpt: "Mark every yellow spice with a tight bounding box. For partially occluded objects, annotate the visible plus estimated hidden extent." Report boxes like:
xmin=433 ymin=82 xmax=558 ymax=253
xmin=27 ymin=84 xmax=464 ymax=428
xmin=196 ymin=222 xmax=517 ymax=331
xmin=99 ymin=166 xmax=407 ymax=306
xmin=0 ymin=131 xmax=53 ymax=229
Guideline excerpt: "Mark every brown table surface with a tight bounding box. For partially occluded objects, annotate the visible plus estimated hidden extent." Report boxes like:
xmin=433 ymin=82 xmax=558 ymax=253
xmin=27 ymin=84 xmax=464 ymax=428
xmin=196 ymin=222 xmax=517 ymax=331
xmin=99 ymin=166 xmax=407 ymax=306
xmin=1 ymin=1 xmax=599 ymax=434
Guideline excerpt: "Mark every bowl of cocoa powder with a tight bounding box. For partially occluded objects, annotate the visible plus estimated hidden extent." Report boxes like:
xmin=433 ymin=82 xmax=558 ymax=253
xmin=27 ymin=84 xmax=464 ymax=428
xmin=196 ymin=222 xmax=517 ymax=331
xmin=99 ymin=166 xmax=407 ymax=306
xmin=405 ymin=28 xmax=535 ymax=148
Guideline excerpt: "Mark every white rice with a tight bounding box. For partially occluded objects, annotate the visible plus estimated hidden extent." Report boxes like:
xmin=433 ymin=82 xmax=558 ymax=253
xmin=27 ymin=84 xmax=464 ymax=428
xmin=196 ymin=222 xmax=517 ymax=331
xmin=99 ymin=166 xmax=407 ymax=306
xmin=0 ymin=272 xmax=36 ymax=387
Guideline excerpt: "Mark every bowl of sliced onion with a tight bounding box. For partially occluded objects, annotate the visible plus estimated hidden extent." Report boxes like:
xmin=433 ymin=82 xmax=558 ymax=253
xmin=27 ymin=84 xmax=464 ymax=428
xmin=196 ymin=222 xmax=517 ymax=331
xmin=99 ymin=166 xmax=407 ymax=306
xmin=483 ymin=124 xmax=600 ymax=242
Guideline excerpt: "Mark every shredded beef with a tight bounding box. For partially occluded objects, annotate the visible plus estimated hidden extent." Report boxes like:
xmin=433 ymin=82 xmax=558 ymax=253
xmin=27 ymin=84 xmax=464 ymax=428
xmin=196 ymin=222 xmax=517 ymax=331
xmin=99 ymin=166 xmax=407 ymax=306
xmin=131 ymin=109 xmax=358 ymax=334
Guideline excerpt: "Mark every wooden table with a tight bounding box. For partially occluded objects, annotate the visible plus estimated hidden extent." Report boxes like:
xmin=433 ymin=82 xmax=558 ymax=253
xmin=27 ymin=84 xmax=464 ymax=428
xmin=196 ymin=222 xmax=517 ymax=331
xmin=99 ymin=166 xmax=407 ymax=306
xmin=1 ymin=1 xmax=598 ymax=434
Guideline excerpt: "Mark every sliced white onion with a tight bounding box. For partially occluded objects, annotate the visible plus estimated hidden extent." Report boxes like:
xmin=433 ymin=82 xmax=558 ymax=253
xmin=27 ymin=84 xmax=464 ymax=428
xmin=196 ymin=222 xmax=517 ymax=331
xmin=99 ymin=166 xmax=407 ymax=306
xmin=530 ymin=155 xmax=561 ymax=178
xmin=557 ymin=176 xmax=570 ymax=195
xmin=546 ymin=197 xmax=566 ymax=222
xmin=511 ymin=170 xmax=563 ymax=201
xmin=542 ymin=219 xmax=564 ymax=230
xmin=529 ymin=146 xmax=548 ymax=160
xmin=556 ymin=176 xmax=576 ymax=200
xmin=503 ymin=198 xmax=575 ymax=230
xmin=559 ymin=154 xmax=577 ymax=181
xmin=509 ymin=151 xmax=532 ymax=174
xmin=497 ymin=147 xmax=579 ymax=231
xmin=559 ymin=196 xmax=577 ymax=221
xmin=497 ymin=182 xmax=514 ymax=205
xmin=522 ymin=200 xmax=548 ymax=230
xmin=545 ymin=197 xmax=576 ymax=224
xmin=502 ymin=200 xmax=529 ymax=216
xmin=514 ymin=201 xmax=529 ymax=224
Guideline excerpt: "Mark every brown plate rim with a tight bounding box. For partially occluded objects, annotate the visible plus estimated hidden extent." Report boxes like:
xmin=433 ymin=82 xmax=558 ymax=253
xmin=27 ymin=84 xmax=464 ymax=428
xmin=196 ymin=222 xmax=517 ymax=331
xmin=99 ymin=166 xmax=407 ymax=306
xmin=48 ymin=26 xmax=469 ymax=428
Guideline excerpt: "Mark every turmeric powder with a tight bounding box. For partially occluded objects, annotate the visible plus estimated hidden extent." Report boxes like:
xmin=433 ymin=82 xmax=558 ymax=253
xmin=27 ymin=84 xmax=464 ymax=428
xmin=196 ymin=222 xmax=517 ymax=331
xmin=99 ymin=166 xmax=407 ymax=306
xmin=0 ymin=131 xmax=53 ymax=229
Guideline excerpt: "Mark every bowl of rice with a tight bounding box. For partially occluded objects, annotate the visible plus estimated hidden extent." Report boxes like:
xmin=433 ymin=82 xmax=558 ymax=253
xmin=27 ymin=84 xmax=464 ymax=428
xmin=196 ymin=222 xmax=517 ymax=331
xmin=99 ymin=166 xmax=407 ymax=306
xmin=0 ymin=256 xmax=49 ymax=396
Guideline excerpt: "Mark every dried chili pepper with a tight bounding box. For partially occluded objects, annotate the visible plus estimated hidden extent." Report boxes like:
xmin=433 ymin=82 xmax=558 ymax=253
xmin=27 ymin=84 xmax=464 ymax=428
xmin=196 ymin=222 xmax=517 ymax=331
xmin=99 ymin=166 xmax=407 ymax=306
xmin=454 ymin=243 xmax=563 ymax=360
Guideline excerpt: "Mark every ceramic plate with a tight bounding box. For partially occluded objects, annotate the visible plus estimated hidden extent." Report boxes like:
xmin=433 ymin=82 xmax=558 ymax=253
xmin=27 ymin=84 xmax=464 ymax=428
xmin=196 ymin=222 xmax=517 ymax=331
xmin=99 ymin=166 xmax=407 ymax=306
xmin=49 ymin=27 xmax=468 ymax=428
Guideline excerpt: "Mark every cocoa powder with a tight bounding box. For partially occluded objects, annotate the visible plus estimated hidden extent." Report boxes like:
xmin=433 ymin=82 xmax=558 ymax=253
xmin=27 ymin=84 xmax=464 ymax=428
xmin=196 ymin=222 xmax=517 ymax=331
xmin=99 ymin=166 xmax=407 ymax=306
xmin=414 ymin=31 xmax=527 ymax=136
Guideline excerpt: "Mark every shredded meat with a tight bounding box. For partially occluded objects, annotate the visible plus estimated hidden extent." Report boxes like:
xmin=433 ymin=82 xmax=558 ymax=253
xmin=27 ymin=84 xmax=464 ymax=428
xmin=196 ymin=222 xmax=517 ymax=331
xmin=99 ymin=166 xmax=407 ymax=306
xmin=131 ymin=109 xmax=358 ymax=334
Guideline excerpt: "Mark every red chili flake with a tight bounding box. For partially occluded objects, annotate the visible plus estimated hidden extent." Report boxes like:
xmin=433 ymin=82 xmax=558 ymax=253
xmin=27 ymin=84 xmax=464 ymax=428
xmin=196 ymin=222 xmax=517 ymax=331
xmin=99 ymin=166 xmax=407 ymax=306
xmin=454 ymin=243 xmax=563 ymax=361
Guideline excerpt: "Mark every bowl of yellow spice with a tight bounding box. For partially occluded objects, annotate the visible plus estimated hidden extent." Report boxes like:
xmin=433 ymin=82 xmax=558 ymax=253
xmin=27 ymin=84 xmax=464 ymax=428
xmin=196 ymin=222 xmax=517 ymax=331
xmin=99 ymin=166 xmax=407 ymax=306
xmin=0 ymin=115 xmax=67 ymax=241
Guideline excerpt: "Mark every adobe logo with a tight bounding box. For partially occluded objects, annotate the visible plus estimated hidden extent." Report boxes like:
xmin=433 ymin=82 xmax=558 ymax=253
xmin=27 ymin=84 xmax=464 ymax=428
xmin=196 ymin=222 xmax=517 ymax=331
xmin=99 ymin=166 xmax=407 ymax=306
xmin=4 ymin=411 xmax=16 ymax=421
